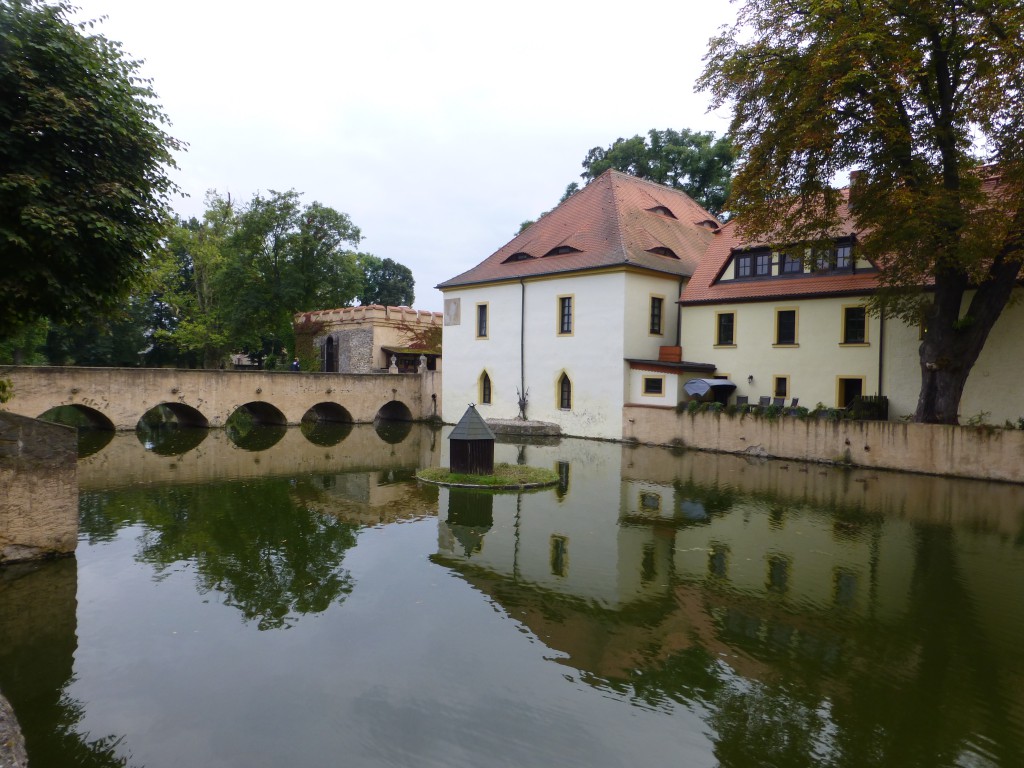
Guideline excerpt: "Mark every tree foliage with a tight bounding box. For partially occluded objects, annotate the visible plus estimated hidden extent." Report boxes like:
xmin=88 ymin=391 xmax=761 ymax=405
xmin=357 ymin=253 xmax=415 ymax=307
xmin=581 ymin=128 xmax=736 ymax=214
xmin=699 ymin=0 xmax=1024 ymax=424
xmin=0 ymin=0 xmax=182 ymax=333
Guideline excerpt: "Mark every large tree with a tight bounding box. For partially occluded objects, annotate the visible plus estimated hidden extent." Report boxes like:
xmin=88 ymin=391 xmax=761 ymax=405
xmin=581 ymin=128 xmax=736 ymax=215
xmin=520 ymin=128 xmax=735 ymax=233
xmin=699 ymin=0 xmax=1024 ymax=424
xmin=0 ymin=0 xmax=181 ymax=335
xmin=357 ymin=254 xmax=415 ymax=307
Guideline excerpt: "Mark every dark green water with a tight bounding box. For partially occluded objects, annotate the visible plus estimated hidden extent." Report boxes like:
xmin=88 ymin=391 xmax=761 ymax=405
xmin=2 ymin=423 xmax=1023 ymax=767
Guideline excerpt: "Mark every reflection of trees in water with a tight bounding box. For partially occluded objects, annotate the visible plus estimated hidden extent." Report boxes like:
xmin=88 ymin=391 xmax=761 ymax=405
xmin=0 ymin=560 xmax=137 ymax=768
xmin=226 ymin=422 xmax=287 ymax=451
xmin=135 ymin=423 xmax=208 ymax=455
xmin=82 ymin=478 xmax=360 ymax=630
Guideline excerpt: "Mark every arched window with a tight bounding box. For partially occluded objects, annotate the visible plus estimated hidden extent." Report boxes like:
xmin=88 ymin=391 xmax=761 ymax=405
xmin=324 ymin=336 xmax=336 ymax=372
xmin=558 ymin=373 xmax=572 ymax=411
xmin=480 ymin=371 xmax=492 ymax=404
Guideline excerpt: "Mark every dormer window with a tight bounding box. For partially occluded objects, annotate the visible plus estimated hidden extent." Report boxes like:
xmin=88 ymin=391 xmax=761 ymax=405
xmin=813 ymin=239 xmax=855 ymax=272
xmin=835 ymin=240 xmax=853 ymax=269
xmin=646 ymin=206 xmax=677 ymax=219
xmin=503 ymin=252 xmax=535 ymax=263
xmin=647 ymin=247 xmax=679 ymax=259
xmin=734 ymin=248 xmax=771 ymax=278
xmin=543 ymin=245 xmax=581 ymax=257
xmin=781 ymin=253 xmax=802 ymax=274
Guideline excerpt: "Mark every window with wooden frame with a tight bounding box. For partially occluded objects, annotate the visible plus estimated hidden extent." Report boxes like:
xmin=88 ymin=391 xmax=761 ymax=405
xmin=557 ymin=295 xmax=573 ymax=335
xmin=754 ymin=250 xmax=772 ymax=276
xmin=557 ymin=372 xmax=572 ymax=410
xmin=734 ymin=253 xmax=753 ymax=278
xmin=781 ymin=252 xmax=803 ymax=274
xmin=716 ymin=311 xmax=736 ymax=346
xmin=642 ymin=375 xmax=665 ymax=397
xmin=842 ymin=305 xmax=868 ymax=344
xmin=649 ymin=296 xmax=664 ymax=335
xmin=479 ymin=371 xmax=492 ymax=405
xmin=773 ymin=375 xmax=789 ymax=398
xmin=837 ymin=376 xmax=865 ymax=408
xmin=774 ymin=308 xmax=798 ymax=345
xmin=476 ymin=303 xmax=488 ymax=339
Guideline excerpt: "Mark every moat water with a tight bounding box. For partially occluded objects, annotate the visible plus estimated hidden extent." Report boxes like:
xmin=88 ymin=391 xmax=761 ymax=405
xmin=2 ymin=422 xmax=1023 ymax=767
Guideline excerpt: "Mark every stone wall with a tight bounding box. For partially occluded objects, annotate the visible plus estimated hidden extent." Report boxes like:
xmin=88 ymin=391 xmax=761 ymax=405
xmin=623 ymin=405 xmax=1024 ymax=483
xmin=333 ymin=327 xmax=375 ymax=373
xmin=0 ymin=413 xmax=78 ymax=562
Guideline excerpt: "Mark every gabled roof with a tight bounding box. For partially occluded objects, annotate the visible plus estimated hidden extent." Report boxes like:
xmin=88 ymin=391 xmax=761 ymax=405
xmin=680 ymin=188 xmax=880 ymax=305
xmin=437 ymin=170 xmax=720 ymax=289
xmin=448 ymin=404 xmax=496 ymax=441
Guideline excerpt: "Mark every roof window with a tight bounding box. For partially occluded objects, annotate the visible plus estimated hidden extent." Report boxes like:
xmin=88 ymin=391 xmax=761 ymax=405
xmin=647 ymin=206 xmax=677 ymax=219
xmin=543 ymin=245 xmax=582 ymax=257
xmin=503 ymin=252 xmax=535 ymax=263
xmin=647 ymin=247 xmax=679 ymax=259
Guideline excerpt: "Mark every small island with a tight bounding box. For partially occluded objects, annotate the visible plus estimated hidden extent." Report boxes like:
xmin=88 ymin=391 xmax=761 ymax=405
xmin=416 ymin=463 xmax=558 ymax=490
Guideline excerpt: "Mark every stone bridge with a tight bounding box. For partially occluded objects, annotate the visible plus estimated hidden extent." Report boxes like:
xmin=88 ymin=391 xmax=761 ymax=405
xmin=0 ymin=366 xmax=441 ymax=431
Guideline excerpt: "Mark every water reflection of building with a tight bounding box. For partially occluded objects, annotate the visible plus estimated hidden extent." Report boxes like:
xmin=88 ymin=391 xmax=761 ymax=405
xmin=306 ymin=468 xmax=439 ymax=526
xmin=433 ymin=437 xmax=1024 ymax=763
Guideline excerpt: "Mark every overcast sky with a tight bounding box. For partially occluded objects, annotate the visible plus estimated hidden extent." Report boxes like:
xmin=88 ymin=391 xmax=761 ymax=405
xmin=72 ymin=0 xmax=737 ymax=311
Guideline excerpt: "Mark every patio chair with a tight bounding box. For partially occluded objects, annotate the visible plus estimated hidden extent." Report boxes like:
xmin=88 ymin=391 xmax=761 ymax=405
xmin=772 ymin=397 xmax=785 ymax=407
xmin=736 ymin=395 xmax=749 ymax=406
xmin=758 ymin=396 xmax=771 ymax=407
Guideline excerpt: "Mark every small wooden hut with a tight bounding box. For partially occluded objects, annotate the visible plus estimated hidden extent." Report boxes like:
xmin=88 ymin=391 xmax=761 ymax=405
xmin=448 ymin=404 xmax=495 ymax=475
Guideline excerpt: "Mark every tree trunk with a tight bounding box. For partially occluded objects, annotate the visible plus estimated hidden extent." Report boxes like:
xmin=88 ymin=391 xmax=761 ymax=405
xmin=915 ymin=261 xmax=1022 ymax=424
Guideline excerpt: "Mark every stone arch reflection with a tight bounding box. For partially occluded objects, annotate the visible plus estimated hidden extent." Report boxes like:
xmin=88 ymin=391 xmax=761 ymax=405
xmin=301 ymin=421 xmax=353 ymax=447
xmin=137 ymin=403 xmax=210 ymax=456
xmin=37 ymin=404 xmax=115 ymax=457
xmin=226 ymin=402 xmax=287 ymax=451
xmin=301 ymin=402 xmax=353 ymax=424
xmin=374 ymin=418 xmax=412 ymax=444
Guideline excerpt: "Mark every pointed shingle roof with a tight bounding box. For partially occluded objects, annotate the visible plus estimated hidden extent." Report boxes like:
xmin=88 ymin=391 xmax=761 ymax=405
xmin=436 ymin=170 xmax=719 ymax=289
xmin=448 ymin=404 xmax=496 ymax=441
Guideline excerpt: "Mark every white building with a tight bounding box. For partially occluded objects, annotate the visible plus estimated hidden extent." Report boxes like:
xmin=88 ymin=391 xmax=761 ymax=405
xmin=436 ymin=170 xmax=721 ymax=439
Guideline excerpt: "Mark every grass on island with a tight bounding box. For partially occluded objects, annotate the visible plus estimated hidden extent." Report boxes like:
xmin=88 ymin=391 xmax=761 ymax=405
xmin=416 ymin=462 xmax=559 ymax=488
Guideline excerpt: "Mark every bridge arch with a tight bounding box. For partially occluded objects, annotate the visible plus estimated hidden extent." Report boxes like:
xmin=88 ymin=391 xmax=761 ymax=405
xmin=230 ymin=401 xmax=288 ymax=426
xmin=137 ymin=404 xmax=210 ymax=456
xmin=38 ymin=404 xmax=115 ymax=432
xmin=375 ymin=400 xmax=413 ymax=422
xmin=301 ymin=402 xmax=353 ymax=424
xmin=37 ymin=404 xmax=116 ymax=458
xmin=139 ymin=402 xmax=210 ymax=430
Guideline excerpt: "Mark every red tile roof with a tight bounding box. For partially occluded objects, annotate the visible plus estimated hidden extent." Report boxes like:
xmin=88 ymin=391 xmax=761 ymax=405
xmin=437 ymin=170 xmax=719 ymax=289
xmin=680 ymin=188 xmax=881 ymax=305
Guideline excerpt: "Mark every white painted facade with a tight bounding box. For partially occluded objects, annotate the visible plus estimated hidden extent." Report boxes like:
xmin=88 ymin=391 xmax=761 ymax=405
xmin=441 ymin=269 xmax=685 ymax=440
xmin=681 ymin=286 xmax=1024 ymax=423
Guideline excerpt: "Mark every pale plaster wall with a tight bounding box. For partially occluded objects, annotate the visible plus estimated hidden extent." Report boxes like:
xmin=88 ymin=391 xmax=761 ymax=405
xmin=681 ymin=286 xmax=1024 ymax=424
xmin=442 ymin=270 xmax=684 ymax=440
xmin=681 ymin=296 xmax=882 ymax=407
xmin=881 ymin=288 xmax=1024 ymax=424
xmin=623 ymin=405 xmax=1024 ymax=483
xmin=442 ymin=273 xmax=634 ymax=440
